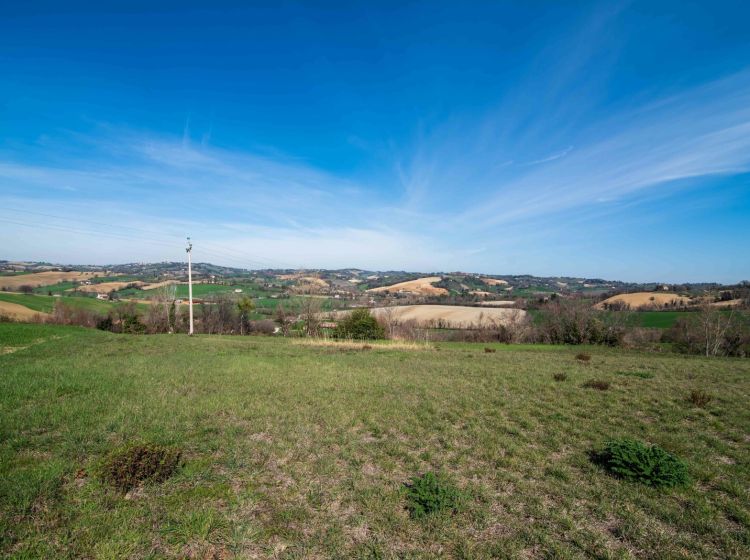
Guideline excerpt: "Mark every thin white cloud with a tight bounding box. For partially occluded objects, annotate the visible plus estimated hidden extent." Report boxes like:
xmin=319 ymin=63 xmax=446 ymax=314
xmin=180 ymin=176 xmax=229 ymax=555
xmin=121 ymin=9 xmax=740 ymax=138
xmin=523 ymin=146 xmax=574 ymax=166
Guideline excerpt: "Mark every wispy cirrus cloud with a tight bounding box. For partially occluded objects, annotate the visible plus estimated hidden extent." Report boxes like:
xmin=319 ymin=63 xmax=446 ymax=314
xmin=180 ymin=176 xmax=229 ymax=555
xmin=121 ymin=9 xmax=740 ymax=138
xmin=389 ymin=68 xmax=750 ymax=235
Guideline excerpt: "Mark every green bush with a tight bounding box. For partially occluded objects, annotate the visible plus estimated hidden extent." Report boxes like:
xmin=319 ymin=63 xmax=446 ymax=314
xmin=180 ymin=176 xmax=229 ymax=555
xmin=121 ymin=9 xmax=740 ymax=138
xmin=97 ymin=443 xmax=182 ymax=492
xmin=403 ymin=472 xmax=463 ymax=518
xmin=333 ymin=308 xmax=385 ymax=340
xmin=592 ymin=439 xmax=689 ymax=488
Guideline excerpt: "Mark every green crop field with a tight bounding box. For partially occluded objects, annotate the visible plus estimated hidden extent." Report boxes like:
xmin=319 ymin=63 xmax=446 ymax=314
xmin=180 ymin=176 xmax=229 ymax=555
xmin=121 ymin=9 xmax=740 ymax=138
xmin=1 ymin=324 xmax=749 ymax=559
xmin=635 ymin=311 xmax=692 ymax=329
xmin=32 ymin=281 xmax=80 ymax=294
xmin=172 ymin=284 xmax=266 ymax=299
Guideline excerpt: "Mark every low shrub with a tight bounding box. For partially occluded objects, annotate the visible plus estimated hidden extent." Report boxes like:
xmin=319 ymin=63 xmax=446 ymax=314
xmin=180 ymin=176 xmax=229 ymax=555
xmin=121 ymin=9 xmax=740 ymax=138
xmin=592 ymin=438 xmax=690 ymax=488
xmin=97 ymin=443 xmax=182 ymax=492
xmin=575 ymin=352 xmax=591 ymax=362
xmin=403 ymin=472 xmax=464 ymax=519
xmin=553 ymin=372 xmax=567 ymax=381
xmin=582 ymin=379 xmax=610 ymax=391
xmin=688 ymin=389 xmax=713 ymax=408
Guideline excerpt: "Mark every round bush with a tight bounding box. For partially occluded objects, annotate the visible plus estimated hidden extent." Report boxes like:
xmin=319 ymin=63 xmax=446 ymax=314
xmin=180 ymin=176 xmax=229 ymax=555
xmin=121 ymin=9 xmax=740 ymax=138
xmin=593 ymin=438 xmax=689 ymax=488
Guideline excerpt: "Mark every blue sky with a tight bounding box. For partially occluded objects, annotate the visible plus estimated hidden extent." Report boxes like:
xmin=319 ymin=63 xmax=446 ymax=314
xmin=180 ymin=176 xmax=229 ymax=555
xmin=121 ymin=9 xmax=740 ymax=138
xmin=1 ymin=1 xmax=749 ymax=282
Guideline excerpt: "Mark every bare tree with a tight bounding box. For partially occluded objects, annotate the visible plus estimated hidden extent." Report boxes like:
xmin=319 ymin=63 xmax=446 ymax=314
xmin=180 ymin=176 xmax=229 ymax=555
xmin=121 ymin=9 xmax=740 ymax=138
xmin=299 ymin=297 xmax=323 ymax=337
xmin=150 ymin=283 xmax=177 ymax=332
xmin=378 ymin=306 xmax=398 ymax=339
xmin=697 ymin=303 xmax=735 ymax=357
xmin=274 ymin=302 xmax=295 ymax=336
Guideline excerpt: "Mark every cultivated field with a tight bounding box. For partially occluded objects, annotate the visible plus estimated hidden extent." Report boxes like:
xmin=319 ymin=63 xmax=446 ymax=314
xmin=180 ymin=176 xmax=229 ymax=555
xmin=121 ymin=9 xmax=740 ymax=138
xmin=1 ymin=323 xmax=748 ymax=558
xmin=596 ymin=292 xmax=692 ymax=310
xmin=141 ymin=281 xmax=179 ymax=291
xmin=0 ymin=271 xmax=98 ymax=290
xmin=0 ymin=300 xmax=48 ymax=321
xmin=477 ymin=300 xmax=516 ymax=307
xmin=480 ymin=277 xmax=508 ymax=286
xmin=77 ymin=281 xmax=145 ymax=294
xmin=358 ymin=304 xmax=526 ymax=328
xmin=367 ymin=276 xmax=449 ymax=296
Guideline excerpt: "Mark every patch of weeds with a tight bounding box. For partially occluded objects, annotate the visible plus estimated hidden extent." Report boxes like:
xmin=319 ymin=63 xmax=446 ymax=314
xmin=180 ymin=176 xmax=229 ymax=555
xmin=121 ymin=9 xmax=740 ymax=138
xmin=575 ymin=352 xmax=591 ymax=362
xmin=553 ymin=372 xmax=567 ymax=382
xmin=616 ymin=371 xmax=654 ymax=379
xmin=97 ymin=443 xmax=182 ymax=492
xmin=582 ymin=379 xmax=610 ymax=391
xmin=688 ymin=390 xmax=713 ymax=408
xmin=484 ymin=347 xmax=496 ymax=353
xmin=591 ymin=438 xmax=690 ymax=488
xmin=403 ymin=471 xmax=465 ymax=519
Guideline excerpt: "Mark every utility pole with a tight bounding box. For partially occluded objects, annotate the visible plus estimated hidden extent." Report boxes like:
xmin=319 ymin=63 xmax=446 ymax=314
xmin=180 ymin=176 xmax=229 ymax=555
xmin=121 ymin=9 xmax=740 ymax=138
xmin=186 ymin=237 xmax=194 ymax=335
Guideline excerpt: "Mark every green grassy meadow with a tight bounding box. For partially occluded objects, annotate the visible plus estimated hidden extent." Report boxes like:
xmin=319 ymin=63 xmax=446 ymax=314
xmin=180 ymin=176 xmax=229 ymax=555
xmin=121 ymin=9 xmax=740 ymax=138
xmin=1 ymin=323 xmax=749 ymax=559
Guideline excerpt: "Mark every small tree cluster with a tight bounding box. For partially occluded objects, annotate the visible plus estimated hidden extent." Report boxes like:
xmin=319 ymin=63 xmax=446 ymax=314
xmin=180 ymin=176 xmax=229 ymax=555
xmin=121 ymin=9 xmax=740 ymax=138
xmin=333 ymin=309 xmax=385 ymax=340
xmin=536 ymin=300 xmax=626 ymax=345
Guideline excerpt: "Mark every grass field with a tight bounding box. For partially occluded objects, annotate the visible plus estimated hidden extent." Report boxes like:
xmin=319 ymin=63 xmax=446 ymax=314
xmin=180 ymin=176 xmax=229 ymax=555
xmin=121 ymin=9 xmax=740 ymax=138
xmin=0 ymin=292 xmax=145 ymax=316
xmin=1 ymin=324 xmax=749 ymax=559
xmin=636 ymin=311 xmax=694 ymax=329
